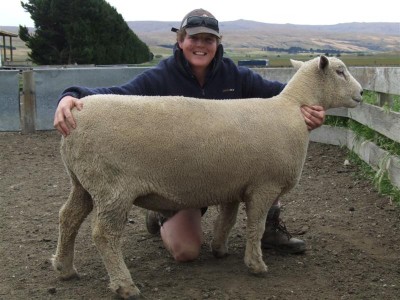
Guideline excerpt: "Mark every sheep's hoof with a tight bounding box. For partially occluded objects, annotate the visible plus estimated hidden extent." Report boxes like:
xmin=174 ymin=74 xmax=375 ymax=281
xmin=212 ymin=248 xmax=229 ymax=259
xmin=114 ymin=284 xmax=141 ymax=300
xmin=249 ymin=269 xmax=268 ymax=278
xmin=248 ymin=264 xmax=268 ymax=277
xmin=51 ymin=255 xmax=80 ymax=280
xmin=125 ymin=295 xmax=142 ymax=300
xmin=60 ymin=272 xmax=80 ymax=281
xmin=245 ymin=257 xmax=268 ymax=276
xmin=211 ymin=242 xmax=229 ymax=259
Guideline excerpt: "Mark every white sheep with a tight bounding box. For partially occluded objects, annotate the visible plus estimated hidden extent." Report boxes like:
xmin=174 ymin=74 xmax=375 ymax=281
xmin=52 ymin=55 xmax=363 ymax=299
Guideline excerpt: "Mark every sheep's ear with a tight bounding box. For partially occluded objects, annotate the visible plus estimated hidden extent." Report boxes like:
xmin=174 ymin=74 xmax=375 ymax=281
xmin=319 ymin=55 xmax=329 ymax=70
xmin=290 ymin=59 xmax=303 ymax=70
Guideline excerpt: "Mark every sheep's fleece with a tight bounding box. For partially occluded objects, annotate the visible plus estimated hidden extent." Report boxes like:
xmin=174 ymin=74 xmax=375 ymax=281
xmin=52 ymin=56 xmax=363 ymax=299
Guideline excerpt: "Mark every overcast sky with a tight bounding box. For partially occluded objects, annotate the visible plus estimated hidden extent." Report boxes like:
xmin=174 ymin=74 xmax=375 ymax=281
xmin=2 ymin=0 xmax=399 ymax=27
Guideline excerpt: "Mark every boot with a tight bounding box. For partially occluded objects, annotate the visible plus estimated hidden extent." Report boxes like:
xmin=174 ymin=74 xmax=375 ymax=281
xmin=145 ymin=210 xmax=167 ymax=235
xmin=261 ymin=205 xmax=306 ymax=254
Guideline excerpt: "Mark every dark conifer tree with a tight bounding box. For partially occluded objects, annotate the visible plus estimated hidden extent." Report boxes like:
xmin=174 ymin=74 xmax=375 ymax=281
xmin=19 ymin=0 xmax=151 ymax=65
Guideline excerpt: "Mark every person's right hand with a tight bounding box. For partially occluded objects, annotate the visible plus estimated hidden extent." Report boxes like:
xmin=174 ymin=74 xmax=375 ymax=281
xmin=53 ymin=96 xmax=83 ymax=136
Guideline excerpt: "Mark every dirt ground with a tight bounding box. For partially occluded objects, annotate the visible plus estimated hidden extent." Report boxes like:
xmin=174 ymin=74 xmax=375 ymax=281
xmin=0 ymin=131 xmax=399 ymax=300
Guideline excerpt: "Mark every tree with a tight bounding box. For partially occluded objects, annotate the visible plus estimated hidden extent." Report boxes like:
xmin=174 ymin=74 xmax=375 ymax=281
xmin=19 ymin=0 xmax=151 ymax=65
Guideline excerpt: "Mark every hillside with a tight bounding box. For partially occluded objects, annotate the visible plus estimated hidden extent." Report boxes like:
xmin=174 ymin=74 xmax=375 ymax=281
xmin=127 ymin=20 xmax=400 ymax=52
xmin=1 ymin=21 xmax=399 ymax=61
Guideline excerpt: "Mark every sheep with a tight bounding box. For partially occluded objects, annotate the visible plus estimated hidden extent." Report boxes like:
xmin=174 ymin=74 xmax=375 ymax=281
xmin=51 ymin=55 xmax=363 ymax=299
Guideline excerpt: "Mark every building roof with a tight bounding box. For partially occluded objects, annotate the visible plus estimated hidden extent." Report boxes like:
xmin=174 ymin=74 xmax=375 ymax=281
xmin=0 ymin=30 xmax=18 ymax=38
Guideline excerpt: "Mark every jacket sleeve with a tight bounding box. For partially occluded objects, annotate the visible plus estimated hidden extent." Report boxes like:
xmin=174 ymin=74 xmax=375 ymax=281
xmin=56 ymin=70 xmax=158 ymax=103
xmin=239 ymin=67 xmax=286 ymax=98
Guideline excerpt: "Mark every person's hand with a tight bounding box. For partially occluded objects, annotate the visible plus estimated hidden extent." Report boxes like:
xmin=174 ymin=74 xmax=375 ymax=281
xmin=300 ymin=105 xmax=326 ymax=131
xmin=53 ymin=96 xmax=83 ymax=136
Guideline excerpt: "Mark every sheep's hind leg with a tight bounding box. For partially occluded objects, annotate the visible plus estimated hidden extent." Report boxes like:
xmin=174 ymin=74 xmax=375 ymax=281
xmin=52 ymin=177 xmax=93 ymax=280
xmin=211 ymin=202 xmax=240 ymax=258
xmin=92 ymin=200 xmax=140 ymax=299
xmin=244 ymin=188 xmax=280 ymax=275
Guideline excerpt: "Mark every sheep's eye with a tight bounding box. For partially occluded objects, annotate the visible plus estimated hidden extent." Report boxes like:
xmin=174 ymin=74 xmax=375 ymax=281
xmin=336 ymin=70 xmax=346 ymax=78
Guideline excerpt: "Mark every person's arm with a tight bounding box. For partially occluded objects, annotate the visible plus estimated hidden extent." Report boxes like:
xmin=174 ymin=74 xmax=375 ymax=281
xmin=54 ymin=84 xmax=138 ymax=136
xmin=53 ymin=72 xmax=153 ymax=136
xmin=301 ymin=105 xmax=326 ymax=130
xmin=54 ymin=96 xmax=83 ymax=137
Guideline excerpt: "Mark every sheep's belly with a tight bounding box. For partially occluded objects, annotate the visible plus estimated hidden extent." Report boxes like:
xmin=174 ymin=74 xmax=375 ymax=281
xmin=132 ymin=191 xmax=242 ymax=211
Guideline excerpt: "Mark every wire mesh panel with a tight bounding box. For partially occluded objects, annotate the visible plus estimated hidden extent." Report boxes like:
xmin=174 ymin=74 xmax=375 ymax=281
xmin=33 ymin=67 xmax=150 ymax=130
xmin=0 ymin=70 xmax=20 ymax=131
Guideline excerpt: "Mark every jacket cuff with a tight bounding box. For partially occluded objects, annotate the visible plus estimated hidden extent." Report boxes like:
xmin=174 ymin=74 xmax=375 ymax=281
xmin=57 ymin=91 xmax=80 ymax=104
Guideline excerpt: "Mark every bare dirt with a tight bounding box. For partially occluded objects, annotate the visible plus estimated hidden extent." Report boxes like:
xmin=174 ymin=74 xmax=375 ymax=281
xmin=1 ymin=131 xmax=399 ymax=300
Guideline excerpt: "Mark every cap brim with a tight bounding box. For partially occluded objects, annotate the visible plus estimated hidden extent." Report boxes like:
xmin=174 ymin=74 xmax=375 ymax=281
xmin=185 ymin=26 xmax=221 ymax=38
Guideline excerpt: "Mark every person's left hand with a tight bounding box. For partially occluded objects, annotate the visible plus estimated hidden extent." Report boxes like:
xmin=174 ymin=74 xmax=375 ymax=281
xmin=300 ymin=105 xmax=326 ymax=131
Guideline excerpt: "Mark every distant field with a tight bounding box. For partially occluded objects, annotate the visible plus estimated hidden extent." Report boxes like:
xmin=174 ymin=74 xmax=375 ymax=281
xmin=5 ymin=40 xmax=400 ymax=68
xmin=266 ymin=53 xmax=400 ymax=67
xmin=143 ymin=48 xmax=400 ymax=67
xmin=1 ymin=37 xmax=30 ymax=63
xmin=3 ymin=21 xmax=399 ymax=68
xmin=222 ymin=48 xmax=400 ymax=67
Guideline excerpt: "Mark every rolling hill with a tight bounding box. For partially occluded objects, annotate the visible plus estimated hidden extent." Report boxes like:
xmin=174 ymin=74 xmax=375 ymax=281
xmin=1 ymin=21 xmax=399 ymax=60
xmin=127 ymin=20 xmax=400 ymax=52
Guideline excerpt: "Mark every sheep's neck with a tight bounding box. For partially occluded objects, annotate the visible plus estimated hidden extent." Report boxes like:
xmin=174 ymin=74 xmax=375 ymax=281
xmin=280 ymin=71 xmax=323 ymax=107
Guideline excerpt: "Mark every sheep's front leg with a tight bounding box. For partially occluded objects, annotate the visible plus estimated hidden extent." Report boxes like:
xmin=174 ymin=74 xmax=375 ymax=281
xmin=244 ymin=190 xmax=279 ymax=275
xmin=211 ymin=202 xmax=240 ymax=258
xmin=92 ymin=205 xmax=140 ymax=299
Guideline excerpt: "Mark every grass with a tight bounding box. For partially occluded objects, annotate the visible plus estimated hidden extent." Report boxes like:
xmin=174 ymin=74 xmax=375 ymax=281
xmin=361 ymin=90 xmax=400 ymax=112
xmin=348 ymin=151 xmax=400 ymax=204
xmin=324 ymin=90 xmax=400 ymax=204
xmin=7 ymin=36 xmax=400 ymax=68
xmin=136 ymin=49 xmax=400 ymax=68
xmin=345 ymin=123 xmax=400 ymax=204
xmin=221 ymin=50 xmax=400 ymax=67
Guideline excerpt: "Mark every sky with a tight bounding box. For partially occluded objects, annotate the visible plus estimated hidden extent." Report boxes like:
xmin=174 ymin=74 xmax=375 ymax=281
xmin=1 ymin=0 xmax=399 ymax=27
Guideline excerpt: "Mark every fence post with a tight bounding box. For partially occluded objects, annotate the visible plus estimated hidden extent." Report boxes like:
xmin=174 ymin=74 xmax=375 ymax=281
xmin=21 ymin=70 xmax=36 ymax=134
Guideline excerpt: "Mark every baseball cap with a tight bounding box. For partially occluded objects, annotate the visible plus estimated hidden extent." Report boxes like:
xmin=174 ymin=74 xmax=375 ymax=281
xmin=171 ymin=8 xmax=221 ymax=38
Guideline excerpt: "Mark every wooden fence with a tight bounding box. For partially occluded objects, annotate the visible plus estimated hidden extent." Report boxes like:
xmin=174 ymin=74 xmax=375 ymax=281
xmin=307 ymin=67 xmax=400 ymax=190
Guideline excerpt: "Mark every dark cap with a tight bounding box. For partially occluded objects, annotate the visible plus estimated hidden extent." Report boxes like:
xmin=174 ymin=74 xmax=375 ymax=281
xmin=171 ymin=8 xmax=221 ymax=38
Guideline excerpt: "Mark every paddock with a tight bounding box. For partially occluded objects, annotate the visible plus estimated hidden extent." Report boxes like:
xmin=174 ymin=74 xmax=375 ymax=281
xmin=0 ymin=131 xmax=399 ymax=299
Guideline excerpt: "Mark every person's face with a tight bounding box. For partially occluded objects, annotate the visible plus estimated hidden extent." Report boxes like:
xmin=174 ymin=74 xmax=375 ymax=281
xmin=178 ymin=33 xmax=218 ymax=70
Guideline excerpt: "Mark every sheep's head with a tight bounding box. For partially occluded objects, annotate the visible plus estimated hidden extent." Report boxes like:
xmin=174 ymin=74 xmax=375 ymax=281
xmin=290 ymin=55 xmax=363 ymax=109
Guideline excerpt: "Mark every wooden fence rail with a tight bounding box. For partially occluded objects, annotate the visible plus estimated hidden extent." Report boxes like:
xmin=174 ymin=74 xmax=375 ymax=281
xmin=307 ymin=66 xmax=400 ymax=190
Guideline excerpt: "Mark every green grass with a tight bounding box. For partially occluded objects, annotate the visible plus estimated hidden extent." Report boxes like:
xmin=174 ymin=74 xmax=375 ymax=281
xmin=267 ymin=53 xmax=400 ymax=67
xmin=337 ymin=54 xmax=400 ymax=67
xmin=349 ymin=120 xmax=400 ymax=156
xmin=324 ymin=90 xmax=400 ymax=204
xmin=137 ymin=47 xmax=400 ymax=68
xmin=14 ymin=41 xmax=400 ymax=68
xmin=362 ymin=90 xmax=400 ymax=112
xmin=219 ymin=51 xmax=400 ymax=67
xmin=348 ymin=151 xmax=400 ymax=204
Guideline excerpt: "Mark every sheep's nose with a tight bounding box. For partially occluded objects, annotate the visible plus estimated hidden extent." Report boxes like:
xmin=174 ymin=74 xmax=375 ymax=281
xmin=360 ymin=90 xmax=364 ymax=96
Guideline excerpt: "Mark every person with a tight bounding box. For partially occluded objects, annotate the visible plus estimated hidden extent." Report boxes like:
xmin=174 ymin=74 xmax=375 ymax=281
xmin=54 ymin=8 xmax=325 ymax=262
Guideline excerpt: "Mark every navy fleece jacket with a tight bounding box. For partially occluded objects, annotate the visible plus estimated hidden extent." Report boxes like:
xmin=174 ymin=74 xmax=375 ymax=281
xmin=58 ymin=44 xmax=285 ymax=101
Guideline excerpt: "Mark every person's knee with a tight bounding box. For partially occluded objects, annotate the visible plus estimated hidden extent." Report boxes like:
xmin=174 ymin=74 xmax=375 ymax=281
xmin=170 ymin=242 xmax=201 ymax=262
xmin=159 ymin=209 xmax=203 ymax=262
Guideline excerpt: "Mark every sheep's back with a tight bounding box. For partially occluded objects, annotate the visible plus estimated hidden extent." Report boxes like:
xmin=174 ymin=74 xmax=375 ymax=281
xmin=61 ymin=95 xmax=309 ymax=208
